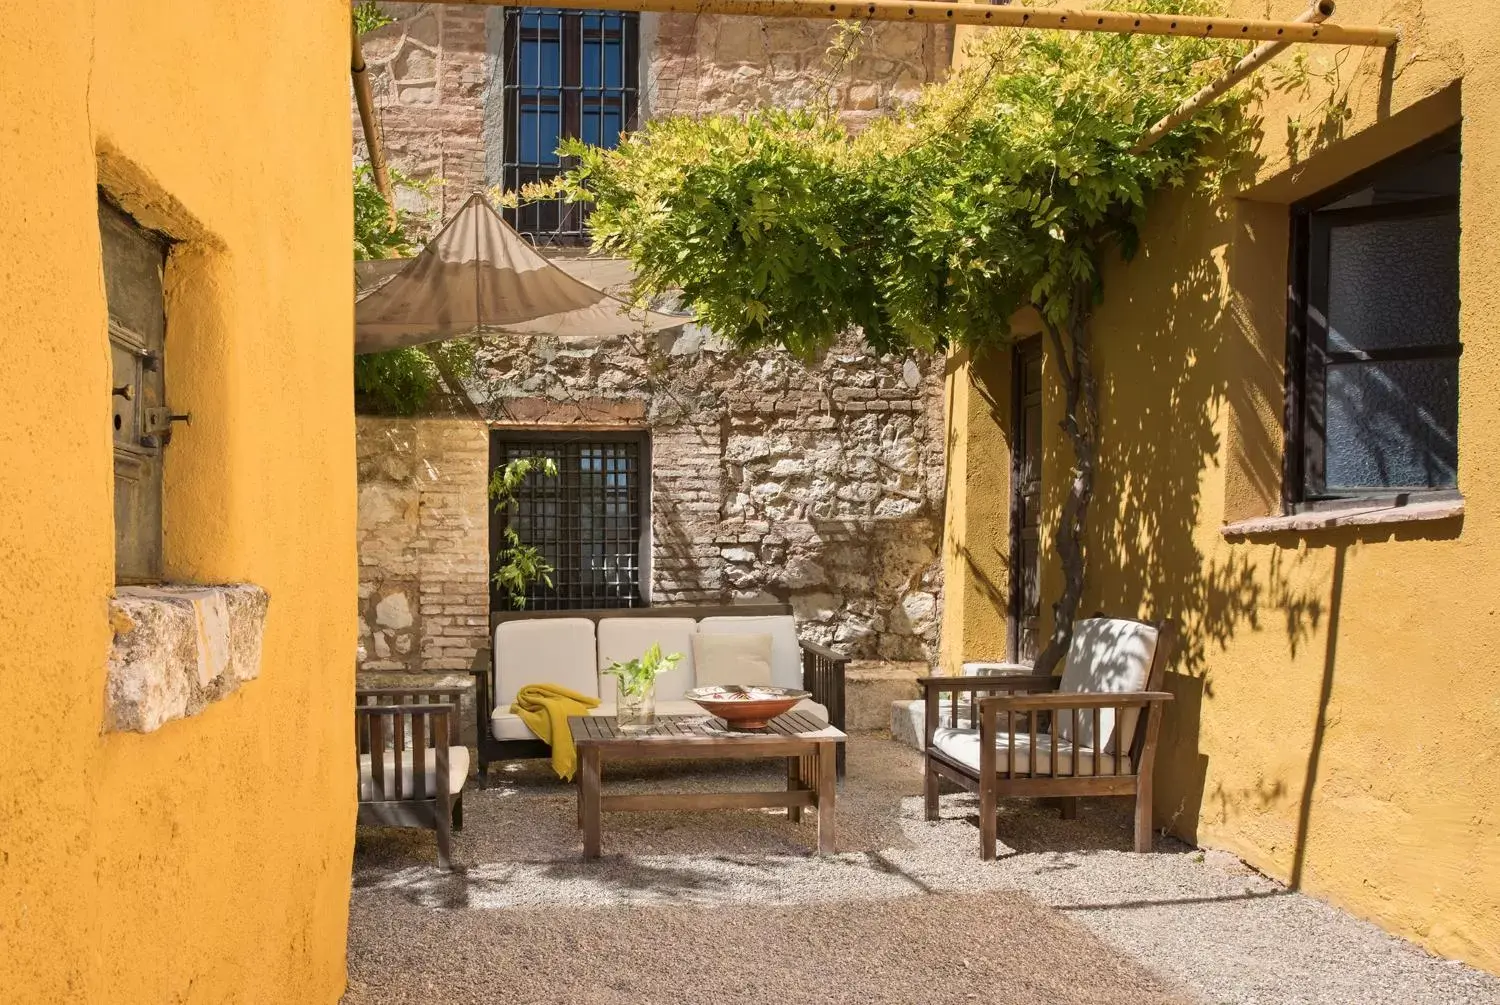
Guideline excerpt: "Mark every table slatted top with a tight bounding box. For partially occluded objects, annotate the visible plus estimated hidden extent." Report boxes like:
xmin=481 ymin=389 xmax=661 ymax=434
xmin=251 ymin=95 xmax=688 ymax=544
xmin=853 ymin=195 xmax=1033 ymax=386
xmin=570 ymin=711 xmax=845 ymax=745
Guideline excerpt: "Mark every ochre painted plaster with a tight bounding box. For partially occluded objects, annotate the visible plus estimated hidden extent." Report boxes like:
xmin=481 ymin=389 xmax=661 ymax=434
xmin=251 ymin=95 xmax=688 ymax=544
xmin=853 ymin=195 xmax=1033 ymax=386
xmin=0 ymin=3 xmax=356 ymax=1001
xmin=942 ymin=0 xmax=1500 ymax=973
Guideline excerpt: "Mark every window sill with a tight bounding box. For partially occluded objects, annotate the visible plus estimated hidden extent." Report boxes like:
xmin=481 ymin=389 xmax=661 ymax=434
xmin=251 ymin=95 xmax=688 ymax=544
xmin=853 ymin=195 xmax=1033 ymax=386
xmin=105 ymin=584 xmax=269 ymax=733
xmin=1221 ymin=497 xmax=1464 ymax=540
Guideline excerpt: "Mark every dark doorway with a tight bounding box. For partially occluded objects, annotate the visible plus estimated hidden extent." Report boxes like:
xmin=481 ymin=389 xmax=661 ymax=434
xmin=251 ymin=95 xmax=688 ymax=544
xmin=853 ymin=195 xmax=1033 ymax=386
xmin=1008 ymin=338 xmax=1043 ymax=663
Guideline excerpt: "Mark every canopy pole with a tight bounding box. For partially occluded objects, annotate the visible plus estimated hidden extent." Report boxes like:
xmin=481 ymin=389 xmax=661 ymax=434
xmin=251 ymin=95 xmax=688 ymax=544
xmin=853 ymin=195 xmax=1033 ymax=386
xmin=438 ymin=0 xmax=1397 ymax=47
xmin=351 ymin=19 xmax=397 ymax=224
xmin=1132 ymin=0 xmax=1335 ymax=153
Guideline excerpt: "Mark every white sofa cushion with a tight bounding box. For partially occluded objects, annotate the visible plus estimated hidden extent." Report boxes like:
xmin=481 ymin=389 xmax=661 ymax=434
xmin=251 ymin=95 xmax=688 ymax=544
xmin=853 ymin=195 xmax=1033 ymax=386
xmin=489 ymin=696 xmax=830 ymax=741
xmin=697 ymin=615 xmax=802 ymax=690
xmin=1055 ymin=618 xmax=1159 ymax=753
xmin=596 ymin=617 xmax=698 ymax=702
xmin=690 ymin=632 xmax=773 ymax=687
xmin=359 ymin=746 xmax=471 ymax=801
xmin=493 ymin=618 xmax=598 ymax=710
xmin=931 ymin=726 xmax=1131 ymax=776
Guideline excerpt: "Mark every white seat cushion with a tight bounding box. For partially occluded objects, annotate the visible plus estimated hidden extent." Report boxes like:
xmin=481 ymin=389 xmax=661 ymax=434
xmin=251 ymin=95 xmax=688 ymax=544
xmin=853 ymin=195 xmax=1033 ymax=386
xmin=596 ymin=617 xmax=698 ymax=702
xmin=931 ymin=726 xmax=1131 ymax=776
xmin=1055 ymin=618 xmax=1159 ymax=752
xmin=359 ymin=746 xmax=470 ymax=801
xmin=697 ymin=615 xmax=802 ymax=690
xmin=493 ymin=618 xmax=598 ymax=710
xmin=489 ymin=697 xmax=829 ymax=741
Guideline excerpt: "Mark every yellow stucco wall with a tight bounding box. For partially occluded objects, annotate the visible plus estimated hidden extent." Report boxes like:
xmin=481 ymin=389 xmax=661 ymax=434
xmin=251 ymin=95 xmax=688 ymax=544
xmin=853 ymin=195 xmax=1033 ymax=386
xmin=942 ymin=0 xmax=1500 ymax=974
xmin=0 ymin=3 xmax=356 ymax=1002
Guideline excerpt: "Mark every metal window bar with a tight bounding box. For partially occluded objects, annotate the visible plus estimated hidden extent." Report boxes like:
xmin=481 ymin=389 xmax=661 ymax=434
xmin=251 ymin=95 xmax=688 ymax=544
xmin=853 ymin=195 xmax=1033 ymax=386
xmin=501 ymin=7 xmax=639 ymax=247
xmin=490 ymin=433 xmax=646 ymax=610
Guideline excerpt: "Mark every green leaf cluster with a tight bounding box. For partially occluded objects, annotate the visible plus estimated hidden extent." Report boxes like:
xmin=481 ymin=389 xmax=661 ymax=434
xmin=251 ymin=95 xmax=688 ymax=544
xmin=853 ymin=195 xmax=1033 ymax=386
xmin=603 ymin=642 xmax=684 ymax=698
xmin=353 ymin=1 xmax=395 ymax=36
xmin=557 ymin=0 xmax=1253 ymax=355
xmin=488 ymin=456 xmax=560 ymax=609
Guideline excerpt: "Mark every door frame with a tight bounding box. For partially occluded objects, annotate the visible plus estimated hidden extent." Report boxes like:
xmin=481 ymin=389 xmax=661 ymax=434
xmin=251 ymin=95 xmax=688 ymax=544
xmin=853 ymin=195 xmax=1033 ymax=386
xmin=1007 ymin=336 xmax=1043 ymax=663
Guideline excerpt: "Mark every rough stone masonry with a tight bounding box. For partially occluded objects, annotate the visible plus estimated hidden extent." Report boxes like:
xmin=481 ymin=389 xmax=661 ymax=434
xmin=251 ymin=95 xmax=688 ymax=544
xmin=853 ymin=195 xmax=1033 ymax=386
xmin=354 ymin=4 xmax=952 ymax=678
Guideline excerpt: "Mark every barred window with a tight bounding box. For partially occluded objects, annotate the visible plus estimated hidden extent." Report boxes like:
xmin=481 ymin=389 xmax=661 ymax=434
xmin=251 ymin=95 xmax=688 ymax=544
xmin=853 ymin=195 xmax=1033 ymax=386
xmin=500 ymin=8 xmax=639 ymax=247
xmin=490 ymin=431 xmax=649 ymax=610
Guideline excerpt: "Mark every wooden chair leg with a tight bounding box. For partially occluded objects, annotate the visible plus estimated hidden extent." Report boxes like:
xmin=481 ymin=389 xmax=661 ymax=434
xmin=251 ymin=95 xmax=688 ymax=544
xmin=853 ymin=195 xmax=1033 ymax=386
xmin=1133 ymin=775 xmax=1154 ymax=853
xmin=1060 ymin=796 xmax=1078 ymax=820
xmin=923 ymin=757 xmax=940 ymax=821
xmin=436 ymin=800 xmax=454 ymax=870
xmin=978 ymin=773 xmax=998 ymax=861
xmin=452 ymin=793 xmax=464 ymax=832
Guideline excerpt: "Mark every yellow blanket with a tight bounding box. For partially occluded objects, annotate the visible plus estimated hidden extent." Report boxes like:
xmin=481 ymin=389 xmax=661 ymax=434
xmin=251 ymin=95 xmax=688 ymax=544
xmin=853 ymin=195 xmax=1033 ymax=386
xmin=510 ymin=683 xmax=600 ymax=780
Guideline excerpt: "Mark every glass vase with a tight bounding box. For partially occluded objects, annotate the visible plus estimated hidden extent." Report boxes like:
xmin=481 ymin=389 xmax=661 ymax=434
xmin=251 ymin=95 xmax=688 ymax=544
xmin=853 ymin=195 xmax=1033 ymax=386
xmin=617 ymin=678 xmax=656 ymax=733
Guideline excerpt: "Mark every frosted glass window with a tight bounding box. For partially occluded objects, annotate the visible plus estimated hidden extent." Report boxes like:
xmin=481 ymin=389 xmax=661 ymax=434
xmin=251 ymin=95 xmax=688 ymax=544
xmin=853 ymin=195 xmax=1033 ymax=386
xmin=1325 ymin=359 xmax=1458 ymax=490
xmin=1326 ymin=214 xmax=1459 ymax=353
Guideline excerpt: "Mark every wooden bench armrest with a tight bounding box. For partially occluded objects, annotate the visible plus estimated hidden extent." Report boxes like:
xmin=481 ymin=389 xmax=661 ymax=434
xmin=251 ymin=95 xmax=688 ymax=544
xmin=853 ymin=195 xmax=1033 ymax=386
xmin=799 ymin=639 xmax=848 ymax=736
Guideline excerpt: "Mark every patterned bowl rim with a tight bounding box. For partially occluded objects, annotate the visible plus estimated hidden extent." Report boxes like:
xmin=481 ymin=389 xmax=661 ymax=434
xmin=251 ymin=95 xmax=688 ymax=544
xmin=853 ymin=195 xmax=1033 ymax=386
xmin=684 ymin=685 xmax=811 ymax=701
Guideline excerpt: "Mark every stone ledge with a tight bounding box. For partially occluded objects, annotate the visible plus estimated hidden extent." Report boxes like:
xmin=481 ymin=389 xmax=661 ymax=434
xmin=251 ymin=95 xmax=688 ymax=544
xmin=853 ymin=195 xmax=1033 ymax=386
xmin=106 ymin=584 xmax=269 ymax=733
xmin=1221 ymin=497 xmax=1464 ymax=540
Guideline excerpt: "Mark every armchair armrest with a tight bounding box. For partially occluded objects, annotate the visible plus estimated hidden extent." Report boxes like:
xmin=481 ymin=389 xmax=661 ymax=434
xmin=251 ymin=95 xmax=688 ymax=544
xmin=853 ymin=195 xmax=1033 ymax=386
xmin=978 ymin=691 xmax=1174 ymax=712
xmin=920 ymin=675 xmax=1062 ymax=745
xmin=977 ymin=692 xmax=1174 ymax=777
xmin=798 ymin=638 xmax=848 ymax=733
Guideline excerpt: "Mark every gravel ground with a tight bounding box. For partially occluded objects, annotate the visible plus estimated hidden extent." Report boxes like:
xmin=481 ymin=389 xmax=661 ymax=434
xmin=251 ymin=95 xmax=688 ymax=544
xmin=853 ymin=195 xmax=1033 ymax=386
xmin=347 ymin=734 xmax=1500 ymax=1005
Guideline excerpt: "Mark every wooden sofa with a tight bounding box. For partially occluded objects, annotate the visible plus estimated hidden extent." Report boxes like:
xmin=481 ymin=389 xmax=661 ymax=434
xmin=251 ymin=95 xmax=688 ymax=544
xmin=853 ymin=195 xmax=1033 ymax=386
xmin=469 ymin=604 xmax=849 ymax=781
xmin=921 ymin=617 xmax=1176 ymax=858
xmin=356 ymin=686 xmax=469 ymax=870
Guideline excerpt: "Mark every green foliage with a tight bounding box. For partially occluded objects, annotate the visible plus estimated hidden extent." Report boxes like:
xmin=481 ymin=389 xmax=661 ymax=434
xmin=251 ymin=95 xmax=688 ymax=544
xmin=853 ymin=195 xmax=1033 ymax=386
xmin=353 ymin=1 xmax=395 ymax=35
xmin=603 ymin=642 xmax=684 ymax=698
xmin=352 ymin=163 xmax=476 ymax=414
xmin=488 ymin=457 xmax=560 ymax=609
xmin=555 ymin=0 xmax=1253 ymax=357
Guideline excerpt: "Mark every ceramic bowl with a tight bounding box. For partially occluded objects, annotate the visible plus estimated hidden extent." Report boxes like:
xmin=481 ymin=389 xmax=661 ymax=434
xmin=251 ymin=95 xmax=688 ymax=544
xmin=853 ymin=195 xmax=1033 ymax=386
xmin=684 ymin=685 xmax=811 ymax=730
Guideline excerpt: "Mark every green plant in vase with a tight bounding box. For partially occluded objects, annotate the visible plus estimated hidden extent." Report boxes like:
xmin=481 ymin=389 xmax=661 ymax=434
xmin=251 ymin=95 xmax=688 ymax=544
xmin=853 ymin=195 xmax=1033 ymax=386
xmin=602 ymin=642 xmax=682 ymax=732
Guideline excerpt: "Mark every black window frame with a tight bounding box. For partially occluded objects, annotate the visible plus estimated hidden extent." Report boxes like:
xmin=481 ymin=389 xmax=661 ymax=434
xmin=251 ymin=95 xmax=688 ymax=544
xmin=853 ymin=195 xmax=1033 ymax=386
xmin=1284 ymin=126 xmax=1463 ymax=512
xmin=489 ymin=428 xmax=651 ymax=611
xmin=499 ymin=7 xmax=640 ymax=248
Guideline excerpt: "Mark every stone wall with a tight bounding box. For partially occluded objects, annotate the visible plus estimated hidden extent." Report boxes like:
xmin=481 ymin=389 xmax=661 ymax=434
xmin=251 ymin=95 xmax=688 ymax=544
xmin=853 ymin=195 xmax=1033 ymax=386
xmin=643 ymin=15 xmax=948 ymax=128
xmin=355 ymin=331 xmax=946 ymax=668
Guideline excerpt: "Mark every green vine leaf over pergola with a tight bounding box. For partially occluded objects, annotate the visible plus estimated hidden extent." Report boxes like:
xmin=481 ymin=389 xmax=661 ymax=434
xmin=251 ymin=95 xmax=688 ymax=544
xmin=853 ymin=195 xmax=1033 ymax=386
xmin=553 ymin=0 xmax=1257 ymax=671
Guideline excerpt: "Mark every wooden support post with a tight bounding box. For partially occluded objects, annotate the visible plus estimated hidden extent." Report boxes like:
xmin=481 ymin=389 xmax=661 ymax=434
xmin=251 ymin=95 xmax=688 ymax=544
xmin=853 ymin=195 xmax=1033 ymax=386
xmin=1131 ymin=1 xmax=1337 ymax=153
xmin=437 ymin=0 xmax=1397 ymax=47
xmin=351 ymin=18 xmax=397 ymax=223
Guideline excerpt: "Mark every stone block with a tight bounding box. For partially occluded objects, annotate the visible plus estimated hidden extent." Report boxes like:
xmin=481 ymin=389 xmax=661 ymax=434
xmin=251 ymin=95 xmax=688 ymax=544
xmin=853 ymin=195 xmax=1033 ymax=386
xmin=844 ymin=660 xmax=925 ymax=731
xmin=105 ymin=584 xmax=269 ymax=733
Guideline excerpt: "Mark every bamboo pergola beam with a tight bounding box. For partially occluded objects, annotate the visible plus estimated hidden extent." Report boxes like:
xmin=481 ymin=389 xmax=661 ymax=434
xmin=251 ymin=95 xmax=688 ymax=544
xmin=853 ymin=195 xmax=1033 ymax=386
xmin=1132 ymin=0 xmax=1335 ymax=152
xmin=351 ymin=20 xmax=397 ymax=223
xmin=438 ymin=0 xmax=1398 ymax=47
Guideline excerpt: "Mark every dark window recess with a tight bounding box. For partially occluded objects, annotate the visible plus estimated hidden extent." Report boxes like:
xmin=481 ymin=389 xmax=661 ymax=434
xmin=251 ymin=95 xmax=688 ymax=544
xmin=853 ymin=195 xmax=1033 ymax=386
xmin=101 ymin=195 xmax=175 ymax=584
xmin=1286 ymin=128 xmax=1462 ymax=506
xmin=500 ymin=7 xmax=639 ymax=247
xmin=490 ymin=432 xmax=648 ymax=610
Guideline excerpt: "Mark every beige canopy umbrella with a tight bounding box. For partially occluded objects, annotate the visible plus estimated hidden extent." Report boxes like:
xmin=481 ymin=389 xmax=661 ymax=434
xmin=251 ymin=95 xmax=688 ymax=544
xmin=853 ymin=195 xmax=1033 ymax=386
xmin=354 ymin=193 xmax=688 ymax=353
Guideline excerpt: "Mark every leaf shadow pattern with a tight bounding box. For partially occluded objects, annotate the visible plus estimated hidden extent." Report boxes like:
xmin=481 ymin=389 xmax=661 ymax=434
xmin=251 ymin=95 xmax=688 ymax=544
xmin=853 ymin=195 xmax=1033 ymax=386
xmin=1072 ymin=174 xmax=1329 ymax=846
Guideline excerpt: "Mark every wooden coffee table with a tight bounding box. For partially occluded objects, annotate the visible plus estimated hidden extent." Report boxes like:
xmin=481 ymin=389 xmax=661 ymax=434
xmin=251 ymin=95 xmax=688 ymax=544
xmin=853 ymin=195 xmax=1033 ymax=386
xmin=569 ymin=711 xmax=846 ymax=860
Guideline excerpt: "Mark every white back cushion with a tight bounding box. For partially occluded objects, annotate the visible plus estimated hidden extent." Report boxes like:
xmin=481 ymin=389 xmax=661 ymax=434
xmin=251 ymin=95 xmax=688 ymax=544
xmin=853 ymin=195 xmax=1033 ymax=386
xmin=697 ymin=615 xmax=801 ymax=689
xmin=492 ymin=618 xmax=598 ymax=710
xmin=691 ymin=633 xmax=773 ymax=687
xmin=596 ymin=618 xmax=698 ymax=702
xmin=1055 ymin=618 xmax=1159 ymax=752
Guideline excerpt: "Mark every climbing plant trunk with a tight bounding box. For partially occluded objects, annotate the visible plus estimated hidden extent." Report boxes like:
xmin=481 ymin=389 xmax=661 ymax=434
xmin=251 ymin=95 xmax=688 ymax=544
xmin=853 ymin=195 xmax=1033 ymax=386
xmin=1034 ymin=286 xmax=1099 ymax=676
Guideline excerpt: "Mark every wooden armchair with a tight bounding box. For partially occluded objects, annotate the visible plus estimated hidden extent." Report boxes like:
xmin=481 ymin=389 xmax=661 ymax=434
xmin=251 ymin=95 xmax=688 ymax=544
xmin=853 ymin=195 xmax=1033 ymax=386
xmin=920 ymin=618 xmax=1176 ymax=858
xmin=355 ymin=687 xmax=470 ymax=870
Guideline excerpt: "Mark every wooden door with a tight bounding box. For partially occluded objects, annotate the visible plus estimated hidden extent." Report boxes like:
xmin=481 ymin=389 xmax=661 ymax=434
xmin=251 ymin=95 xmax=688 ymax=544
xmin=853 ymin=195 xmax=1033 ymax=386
xmin=1008 ymin=338 xmax=1043 ymax=663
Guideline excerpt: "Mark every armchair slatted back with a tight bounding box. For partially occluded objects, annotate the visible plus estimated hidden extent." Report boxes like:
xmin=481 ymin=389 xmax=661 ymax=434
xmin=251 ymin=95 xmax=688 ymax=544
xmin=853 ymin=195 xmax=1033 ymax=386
xmin=355 ymin=686 xmax=465 ymax=803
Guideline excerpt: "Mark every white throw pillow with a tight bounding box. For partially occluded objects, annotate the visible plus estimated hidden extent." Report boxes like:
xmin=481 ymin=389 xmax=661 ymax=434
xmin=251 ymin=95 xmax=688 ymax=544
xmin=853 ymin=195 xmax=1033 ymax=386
xmin=691 ymin=633 xmax=774 ymax=687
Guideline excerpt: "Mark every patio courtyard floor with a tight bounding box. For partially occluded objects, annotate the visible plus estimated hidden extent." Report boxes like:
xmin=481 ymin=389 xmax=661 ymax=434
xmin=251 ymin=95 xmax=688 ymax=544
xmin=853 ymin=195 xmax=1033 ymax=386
xmin=346 ymin=734 xmax=1500 ymax=1005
